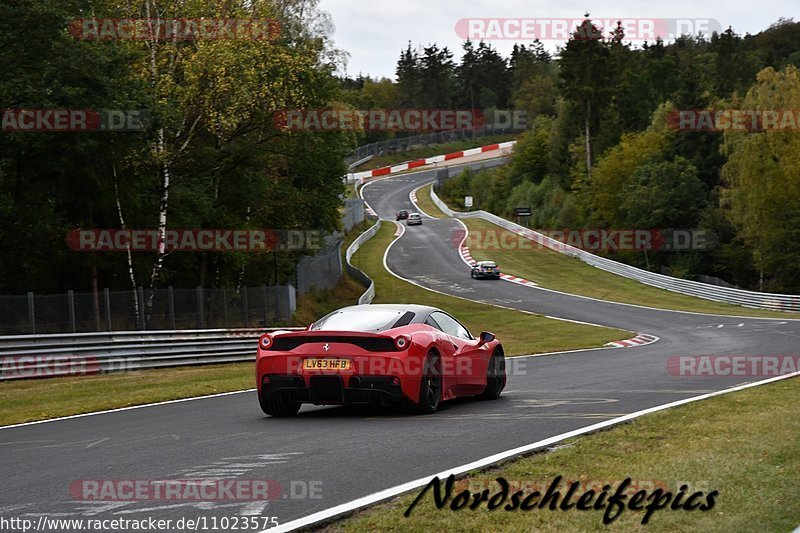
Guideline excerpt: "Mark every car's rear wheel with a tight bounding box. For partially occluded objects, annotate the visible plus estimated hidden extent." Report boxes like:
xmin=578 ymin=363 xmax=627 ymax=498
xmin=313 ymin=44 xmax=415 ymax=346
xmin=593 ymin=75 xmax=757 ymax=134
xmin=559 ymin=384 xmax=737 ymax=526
xmin=408 ymin=352 xmax=442 ymax=414
xmin=259 ymin=393 xmax=301 ymax=417
xmin=479 ymin=348 xmax=506 ymax=400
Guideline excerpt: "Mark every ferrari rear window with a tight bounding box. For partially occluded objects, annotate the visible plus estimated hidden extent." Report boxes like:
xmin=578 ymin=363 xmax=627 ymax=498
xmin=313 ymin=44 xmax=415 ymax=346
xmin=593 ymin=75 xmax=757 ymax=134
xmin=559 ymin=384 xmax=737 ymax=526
xmin=311 ymin=309 xmax=409 ymax=332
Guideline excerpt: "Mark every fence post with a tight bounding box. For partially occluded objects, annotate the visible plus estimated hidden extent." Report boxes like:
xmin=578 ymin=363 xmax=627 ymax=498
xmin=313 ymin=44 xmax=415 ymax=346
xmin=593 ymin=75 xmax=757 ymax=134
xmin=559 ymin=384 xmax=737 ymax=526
xmin=168 ymin=286 xmax=176 ymax=330
xmin=196 ymin=286 xmax=204 ymax=329
xmin=242 ymin=286 xmax=249 ymax=327
xmin=27 ymin=291 xmax=35 ymax=334
xmin=262 ymin=285 xmax=269 ymax=326
xmin=104 ymin=288 xmax=112 ymax=331
xmin=67 ymin=289 xmax=76 ymax=333
xmin=222 ymin=286 xmax=228 ymax=328
xmin=137 ymin=286 xmax=146 ymax=330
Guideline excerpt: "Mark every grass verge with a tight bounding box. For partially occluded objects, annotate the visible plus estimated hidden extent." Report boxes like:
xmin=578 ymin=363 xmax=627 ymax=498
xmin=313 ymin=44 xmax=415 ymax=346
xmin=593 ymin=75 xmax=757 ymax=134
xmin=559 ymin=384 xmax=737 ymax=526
xmin=348 ymin=223 xmax=630 ymax=356
xmin=328 ymin=376 xmax=800 ymax=532
xmin=461 ymin=218 xmax=796 ymax=319
xmin=412 ymin=183 xmax=444 ymax=219
xmin=356 ymin=134 xmax=519 ymax=171
xmin=0 ymin=363 xmax=253 ymax=426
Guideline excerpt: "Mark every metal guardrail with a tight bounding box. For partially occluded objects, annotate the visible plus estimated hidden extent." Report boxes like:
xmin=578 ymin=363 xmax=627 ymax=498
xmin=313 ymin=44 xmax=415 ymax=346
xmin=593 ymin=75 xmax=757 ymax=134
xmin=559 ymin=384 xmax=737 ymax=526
xmin=345 ymin=219 xmax=382 ymax=305
xmin=0 ymin=328 xmax=303 ymax=381
xmin=345 ymin=128 xmax=518 ymax=164
xmin=430 ymin=188 xmax=800 ymax=313
xmin=348 ymin=155 xmax=374 ymax=170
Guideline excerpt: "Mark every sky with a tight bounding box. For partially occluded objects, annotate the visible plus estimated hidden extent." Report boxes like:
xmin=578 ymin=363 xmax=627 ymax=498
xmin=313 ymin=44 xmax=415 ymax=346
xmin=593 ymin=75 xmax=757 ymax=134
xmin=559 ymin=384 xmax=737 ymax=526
xmin=318 ymin=0 xmax=795 ymax=79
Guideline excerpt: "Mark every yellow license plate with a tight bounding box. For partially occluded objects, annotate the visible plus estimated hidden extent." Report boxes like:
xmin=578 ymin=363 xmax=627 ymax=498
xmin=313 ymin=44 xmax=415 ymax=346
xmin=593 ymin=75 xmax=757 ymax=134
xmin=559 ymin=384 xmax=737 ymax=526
xmin=302 ymin=358 xmax=351 ymax=370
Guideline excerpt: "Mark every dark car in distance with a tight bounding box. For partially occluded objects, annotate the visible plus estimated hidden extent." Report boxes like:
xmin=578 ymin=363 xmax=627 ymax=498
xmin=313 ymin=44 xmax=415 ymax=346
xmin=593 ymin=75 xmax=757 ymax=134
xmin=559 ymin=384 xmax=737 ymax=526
xmin=471 ymin=260 xmax=501 ymax=279
xmin=396 ymin=210 xmax=409 ymax=220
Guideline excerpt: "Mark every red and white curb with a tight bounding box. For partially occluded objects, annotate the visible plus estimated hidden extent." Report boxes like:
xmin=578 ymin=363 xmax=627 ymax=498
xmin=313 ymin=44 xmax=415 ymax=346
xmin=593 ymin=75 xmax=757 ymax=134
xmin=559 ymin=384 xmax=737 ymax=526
xmin=605 ymin=334 xmax=659 ymax=348
xmin=351 ymin=141 xmax=516 ymax=183
xmin=459 ymin=243 xmax=538 ymax=288
xmin=409 ymin=184 xmax=437 ymax=219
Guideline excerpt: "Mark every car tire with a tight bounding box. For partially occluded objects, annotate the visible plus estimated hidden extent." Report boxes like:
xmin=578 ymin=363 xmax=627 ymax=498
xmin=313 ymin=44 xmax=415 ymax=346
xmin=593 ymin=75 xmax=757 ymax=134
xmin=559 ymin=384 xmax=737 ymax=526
xmin=407 ymin=352 xmax=442 ymax=414
xmin=259 ymin=393 xmax=301 ymax=417
xmin=479 ymin=348 xmax=506 ymax=400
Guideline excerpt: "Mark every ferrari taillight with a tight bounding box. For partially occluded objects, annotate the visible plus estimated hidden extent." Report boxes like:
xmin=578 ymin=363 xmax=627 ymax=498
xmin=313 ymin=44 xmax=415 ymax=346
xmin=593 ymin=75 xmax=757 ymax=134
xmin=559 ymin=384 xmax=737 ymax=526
xmin=394 ymin=335 xmax=411 ymax=350
xmin=259 ymin=335 xmax=272 ymax=350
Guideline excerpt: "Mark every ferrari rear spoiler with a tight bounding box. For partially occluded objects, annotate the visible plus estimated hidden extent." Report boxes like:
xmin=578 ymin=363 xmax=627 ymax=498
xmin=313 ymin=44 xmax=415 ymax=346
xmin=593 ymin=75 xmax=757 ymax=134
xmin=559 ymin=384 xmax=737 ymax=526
xmin=261 ymin=330 xmax=404 ymax=352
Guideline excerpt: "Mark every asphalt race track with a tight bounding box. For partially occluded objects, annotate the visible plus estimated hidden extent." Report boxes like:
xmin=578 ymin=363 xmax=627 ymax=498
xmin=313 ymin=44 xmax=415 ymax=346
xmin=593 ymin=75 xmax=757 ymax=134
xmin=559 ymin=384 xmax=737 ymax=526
xmin=1 ymin=162 xmax=799 ymax=531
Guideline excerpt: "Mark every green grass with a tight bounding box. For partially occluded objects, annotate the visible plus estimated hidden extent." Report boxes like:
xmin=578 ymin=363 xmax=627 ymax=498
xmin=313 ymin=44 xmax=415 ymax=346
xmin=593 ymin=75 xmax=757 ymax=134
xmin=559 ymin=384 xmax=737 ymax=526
xmin=0 ymin=363 xmax=254 ymax=426
xmin=460 ymin=218 xmax=797 ymax=319
xmin=348 ymin=223 xmax=630 ymax=356
xmin=355 ymin=134 xmax=519 ymax=171
xmin=329 ymin=376 xmax=800 ymax=532
xmin=412 ymin=183 xmax=444 ymax=219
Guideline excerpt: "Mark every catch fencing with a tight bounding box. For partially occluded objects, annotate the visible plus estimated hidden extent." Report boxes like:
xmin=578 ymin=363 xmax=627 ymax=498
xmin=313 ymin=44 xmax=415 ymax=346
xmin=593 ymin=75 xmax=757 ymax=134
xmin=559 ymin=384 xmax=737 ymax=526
xmin=342 ymin=198 xmax=367 ymax=231
xmin=430 ymin=187 xmax=800 ymax=313
xmin=345 ymin=128 xmax=515 ymax=165
xmin=296 ymin=235 xmax=344 ymax=295
xmin=0 ymin=201 xmax=371 ymax=335
xmin=0 ymin=286 xmax=297 ymax=336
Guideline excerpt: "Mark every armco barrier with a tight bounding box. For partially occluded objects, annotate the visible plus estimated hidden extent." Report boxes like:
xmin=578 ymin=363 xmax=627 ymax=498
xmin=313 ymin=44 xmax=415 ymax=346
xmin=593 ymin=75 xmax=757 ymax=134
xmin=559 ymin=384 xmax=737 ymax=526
xmin=346 ymin=141 xmax=516 ymax=183
xmin=430 ymin=187 xmax=800 ymax=313
xmin=0 ymin=328 xmax=304 ymax=381
xmin=345 ymin=220 xmax=382 ymax=305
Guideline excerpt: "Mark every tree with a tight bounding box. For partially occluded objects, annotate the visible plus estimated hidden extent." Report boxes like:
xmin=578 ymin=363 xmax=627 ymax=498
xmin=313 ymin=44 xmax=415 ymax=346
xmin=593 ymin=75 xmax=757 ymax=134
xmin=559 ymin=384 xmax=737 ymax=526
xmin=721 ymin=66 xmax=800 ymax=291
xmin=558 ymin=17 xmax=613 ymax=180
xmin=620 ymin=157 xmax=706 ymax=229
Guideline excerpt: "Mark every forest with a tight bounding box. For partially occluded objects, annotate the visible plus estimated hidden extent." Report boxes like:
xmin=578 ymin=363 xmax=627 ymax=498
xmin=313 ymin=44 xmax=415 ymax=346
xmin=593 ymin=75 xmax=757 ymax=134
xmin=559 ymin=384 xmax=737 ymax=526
xmin=341 ymin=18 xmax=800 ymax=293
xmin=0 ymin=0 xmax=352 ymax=295
xmin=3 ymin=4 xmax=800 ymax=296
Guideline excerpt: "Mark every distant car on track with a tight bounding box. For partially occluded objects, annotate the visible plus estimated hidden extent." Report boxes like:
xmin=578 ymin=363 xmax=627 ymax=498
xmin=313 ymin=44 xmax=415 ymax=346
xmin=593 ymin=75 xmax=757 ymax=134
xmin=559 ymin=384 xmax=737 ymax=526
xmin=256 ymin=304 xmax=505 ymax=417
xmin=406 ymin=212 xmax=423 ymax=225
xmin=396 ymin=210 xmax=409 ymax=220
xmin=471 ymin=260 xmax=501 ymax=279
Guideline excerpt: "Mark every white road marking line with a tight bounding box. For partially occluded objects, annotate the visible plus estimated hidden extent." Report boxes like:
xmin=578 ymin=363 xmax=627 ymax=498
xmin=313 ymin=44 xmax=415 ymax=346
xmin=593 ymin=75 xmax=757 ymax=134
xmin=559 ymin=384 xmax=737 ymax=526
xmin=0 ymin=389 xmax=254 ymax=430
xmin=266 ymin=370 xmax=800 ymax=532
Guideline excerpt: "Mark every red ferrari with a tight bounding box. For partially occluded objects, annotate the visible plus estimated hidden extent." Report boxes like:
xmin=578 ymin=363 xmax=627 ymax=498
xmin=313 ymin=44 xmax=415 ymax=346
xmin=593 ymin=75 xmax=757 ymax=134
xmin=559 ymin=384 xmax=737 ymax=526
xmin=256 ymin=304 xmax=506 ymax=416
